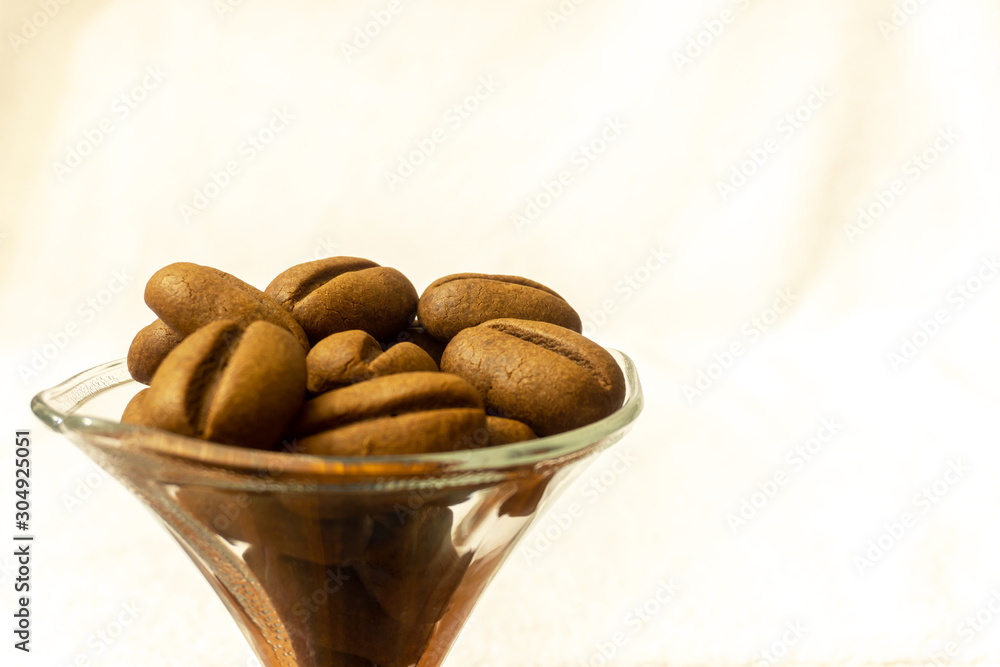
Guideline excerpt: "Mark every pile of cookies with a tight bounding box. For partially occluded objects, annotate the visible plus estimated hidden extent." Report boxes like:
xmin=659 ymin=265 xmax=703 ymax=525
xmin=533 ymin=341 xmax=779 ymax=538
xmin=122 ymin=257 xmax=626 ymax=455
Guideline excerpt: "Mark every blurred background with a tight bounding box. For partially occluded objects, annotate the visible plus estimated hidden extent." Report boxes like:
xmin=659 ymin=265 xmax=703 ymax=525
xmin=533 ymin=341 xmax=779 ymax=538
xmin=2 ymin=0 xmax=1000 ymax=665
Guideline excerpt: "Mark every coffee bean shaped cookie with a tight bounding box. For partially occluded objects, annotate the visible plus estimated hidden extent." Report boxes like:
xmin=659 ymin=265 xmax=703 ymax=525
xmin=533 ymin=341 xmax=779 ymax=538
xmin=307 ymin=330 xmax=437 ymax=394
xmin=245 ymin=548 xmax=434 ymax=667
xmin=144 ymin=262 xmax=309 ymax=350
xmin=440 ymin=319 xmax=625 ymax=436
xmin=356 ymin=507 xmax=469 ymax=624
xmin=448 ymin=416 xmax=535 ymax=451
xmin=417 ymin=273 xmax=582 ymax=341
xmin=143 ymin=320 xmax=307 ymax=450
xmin=369 ymin=343 xmax=437 ymax=377
xmin=486 ymin=416 xmax=536 ymax=446
xmin=176 ymin=487 xmax=374 ymax=567
xmin=127 ymin=319 xmax=182 ymax=384
xmin=381 ymin=324 xmax=446 ymax=367
xmin=121 ymin=387 xmax=151 ymax=424
xmin=499 ymin=471 xmax=553 ymax=518
xmin=291 ymin=372 xmax=486 ymax=456
xmin=265 ymin=257 xmax=418 ymax=345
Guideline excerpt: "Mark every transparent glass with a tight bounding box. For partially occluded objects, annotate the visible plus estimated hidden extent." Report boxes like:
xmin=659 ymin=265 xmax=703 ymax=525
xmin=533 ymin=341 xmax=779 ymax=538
xmin=31 ymin=351 xmax=642 ymax=667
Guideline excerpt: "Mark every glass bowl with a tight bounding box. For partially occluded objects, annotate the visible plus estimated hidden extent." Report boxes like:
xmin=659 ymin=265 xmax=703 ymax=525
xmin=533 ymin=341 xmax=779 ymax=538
xmin=31 ymin=350 xmax=642 ymax=667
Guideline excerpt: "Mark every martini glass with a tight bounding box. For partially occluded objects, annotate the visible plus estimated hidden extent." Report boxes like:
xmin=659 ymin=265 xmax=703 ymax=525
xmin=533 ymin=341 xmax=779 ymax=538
xmin=31 ymin=351 xmax=642 ymax=667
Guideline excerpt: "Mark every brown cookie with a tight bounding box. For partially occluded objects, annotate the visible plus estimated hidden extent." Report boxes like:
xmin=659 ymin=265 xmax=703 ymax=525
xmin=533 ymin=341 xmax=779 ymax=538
xmin=370 ymin=342 xmax=438 ymax=377
xmin=307 ymin=330 xmax=438 ymax=394
xmin=143 ymin=319 xmax=307 ymax=450
xmin=245 ymin=549 xmax=435 ymax=667
xmin=440 ymin=319 xmax=625 ymax=436
xmin=486 ymin=416 xmax=537 ymax=446
xmin=264 ymin=257 xmax=418 ymax=345
xmin=355 ymin=507 xmax=469 ymax=624
xmin=176 ymin=487 xmax=374 ymax=566
xmin=417 ymin=273 xmax=582 ymax=341
xmin=499 ymin=472 xmax=554 ymax=518
xmin=292 ymin=372 xmax=486 ymax=456
xmin=126 ymin=319 xmax=182 ymax=384
xmin=144 ymin=262 xmax=309 ymax=350
xmin=121 ymin=387 xmax=151 ymax=424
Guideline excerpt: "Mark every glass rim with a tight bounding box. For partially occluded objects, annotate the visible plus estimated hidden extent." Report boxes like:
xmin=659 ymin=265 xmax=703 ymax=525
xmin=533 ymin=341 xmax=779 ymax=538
xmin=31 ymin=350 xmax=642 ymax=477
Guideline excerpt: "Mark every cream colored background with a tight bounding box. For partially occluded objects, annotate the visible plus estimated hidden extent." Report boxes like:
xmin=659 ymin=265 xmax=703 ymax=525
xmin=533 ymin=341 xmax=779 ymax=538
xmin=3 ymin=0 xmax=1000 ymax=665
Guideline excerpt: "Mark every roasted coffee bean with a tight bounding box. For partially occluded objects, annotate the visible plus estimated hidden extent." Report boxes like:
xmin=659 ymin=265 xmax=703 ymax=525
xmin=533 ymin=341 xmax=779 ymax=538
xmin=292 ymin=372 xmax=486 ymax=456
xmin=144 ymin=262 xmax=309 ymax=349
xmin=265 ymin=257 xmax=418 ymax=345
xmin=127 ymin=319 xmax=182 ymax=384
xmin=142 ymin=320 xmax=307 ymax=450
xmin=307 ymin=330 xmax=437 ymax=394
xmin=418 ymin=273 xmax=582 ymax=341
xmin=440 ymin=318 xmax=625 ymax=436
